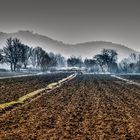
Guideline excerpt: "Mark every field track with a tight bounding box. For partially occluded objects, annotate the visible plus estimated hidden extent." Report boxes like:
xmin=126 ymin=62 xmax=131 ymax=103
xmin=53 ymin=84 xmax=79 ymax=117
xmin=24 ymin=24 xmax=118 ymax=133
xmin=0 ymin=74 xmax=140 ymax=139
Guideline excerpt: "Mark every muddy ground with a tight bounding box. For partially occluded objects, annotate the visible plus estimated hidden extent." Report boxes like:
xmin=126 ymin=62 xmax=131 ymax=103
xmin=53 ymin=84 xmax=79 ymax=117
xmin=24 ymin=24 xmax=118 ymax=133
xmin=0 ymin=74 xmax=140 ymax=139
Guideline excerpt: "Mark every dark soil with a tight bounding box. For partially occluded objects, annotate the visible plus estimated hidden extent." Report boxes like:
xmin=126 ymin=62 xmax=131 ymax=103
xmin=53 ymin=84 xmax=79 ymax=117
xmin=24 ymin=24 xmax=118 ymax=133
xmin=0 ymin=74 xmax=140 ymax=139
xmin=0 ymin=73 xmax=71 ymax=103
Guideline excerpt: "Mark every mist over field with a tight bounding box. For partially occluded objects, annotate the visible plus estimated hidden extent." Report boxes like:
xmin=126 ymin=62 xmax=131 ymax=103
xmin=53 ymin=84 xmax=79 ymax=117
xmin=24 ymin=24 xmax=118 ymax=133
xmin=0 ymin=31 xmax=140 ymax=74
xmin=0 ymin=31 xmax=138 ymax=60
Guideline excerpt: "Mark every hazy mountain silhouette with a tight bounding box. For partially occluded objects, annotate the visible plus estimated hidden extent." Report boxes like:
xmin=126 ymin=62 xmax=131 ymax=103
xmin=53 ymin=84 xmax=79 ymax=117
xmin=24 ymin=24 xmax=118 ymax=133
xmin=0 ymin=30 xmax=139 ymax=60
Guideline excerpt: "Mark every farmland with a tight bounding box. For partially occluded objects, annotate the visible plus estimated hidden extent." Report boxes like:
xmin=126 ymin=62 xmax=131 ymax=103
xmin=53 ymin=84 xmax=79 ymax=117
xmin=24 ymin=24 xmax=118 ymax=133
xmin=0 ymin=73 xmax=71 ymax=104
xmin=119 ymin=74 xmax=140 ymax=83
xmin=0 ymin=74 xmax=140 ymax=139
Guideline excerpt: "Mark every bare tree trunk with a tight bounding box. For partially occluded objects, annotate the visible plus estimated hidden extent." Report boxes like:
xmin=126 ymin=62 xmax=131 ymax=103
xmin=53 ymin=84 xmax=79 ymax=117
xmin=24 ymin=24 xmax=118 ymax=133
xmin=13 ymin=63 xmax=16 ymax=72
xmin=100 ymin=65 xmax=104 ymax=73
xmin=24 ymin=63 xmax=27 ymax=69
xmin=10 ymin=63 xmax=13 ymax=72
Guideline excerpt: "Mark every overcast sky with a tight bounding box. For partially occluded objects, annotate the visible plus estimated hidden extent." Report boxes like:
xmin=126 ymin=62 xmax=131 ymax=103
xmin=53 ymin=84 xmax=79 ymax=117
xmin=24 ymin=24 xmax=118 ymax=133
xmin=0 ymin=0 xmax=140 ymax=51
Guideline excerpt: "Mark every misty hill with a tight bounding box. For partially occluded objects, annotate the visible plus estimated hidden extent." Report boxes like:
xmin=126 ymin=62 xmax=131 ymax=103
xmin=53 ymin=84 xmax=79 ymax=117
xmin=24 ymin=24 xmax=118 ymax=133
xmin=0 ymin=31 xmax=139 ymax=60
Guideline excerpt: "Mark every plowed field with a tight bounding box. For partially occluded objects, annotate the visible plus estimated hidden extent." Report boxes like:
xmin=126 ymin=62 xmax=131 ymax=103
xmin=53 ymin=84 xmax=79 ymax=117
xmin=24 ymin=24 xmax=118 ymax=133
xmin=0 ymin=74 xmax=140 ymax=139
xmin=0 ymin=73 xmax=70 ymax=104
xmin=119 ymin=74 xmax=140 ymax=83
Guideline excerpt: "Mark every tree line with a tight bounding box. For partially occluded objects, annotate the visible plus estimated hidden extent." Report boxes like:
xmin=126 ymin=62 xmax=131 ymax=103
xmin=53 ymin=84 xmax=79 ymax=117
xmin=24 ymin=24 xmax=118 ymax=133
xmin=0 ymin=37 xmax=140 ymax=73
xmin=67 ymin=50 xmax=140 ymax=73
xmin=67 ymin=49 xmax=118 ymax=73
xmin=0 ymin=38 xmax=65 ymax=72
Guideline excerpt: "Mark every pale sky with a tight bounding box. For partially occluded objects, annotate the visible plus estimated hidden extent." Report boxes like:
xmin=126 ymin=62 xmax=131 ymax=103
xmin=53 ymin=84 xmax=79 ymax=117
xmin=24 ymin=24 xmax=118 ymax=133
xmin=0 ymin=0 xmax=140 ymax=52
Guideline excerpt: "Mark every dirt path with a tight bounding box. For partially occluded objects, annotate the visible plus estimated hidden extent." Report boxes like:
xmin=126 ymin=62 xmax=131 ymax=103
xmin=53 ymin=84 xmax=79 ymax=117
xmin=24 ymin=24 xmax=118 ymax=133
xmin=0 ymin=75 xmax=140 ymax=139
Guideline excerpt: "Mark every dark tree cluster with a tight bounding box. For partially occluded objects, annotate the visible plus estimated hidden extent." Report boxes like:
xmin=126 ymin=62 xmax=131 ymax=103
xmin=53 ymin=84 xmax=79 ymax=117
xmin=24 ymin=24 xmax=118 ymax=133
xmin=118 ymin=53 xmax=140 ymax=73
xmin=0 ymin=38 xmax=66 ymax=72
xmin=67 ymin=49 xmax=118 ymax=73
xmin=94 ymin=49 xmax=118 ymax=73
xmin=67 ymin=56 xmax=83 ymax=67
xmin=0 ymin=49 xmax=3 ymax=62
xmin=0 ymin=37 xmax=140 ymax=73
xmin=66 ymin=49 xmax=140 ymax=73
xmin=3 ymin=38 xmax=30 ymax=71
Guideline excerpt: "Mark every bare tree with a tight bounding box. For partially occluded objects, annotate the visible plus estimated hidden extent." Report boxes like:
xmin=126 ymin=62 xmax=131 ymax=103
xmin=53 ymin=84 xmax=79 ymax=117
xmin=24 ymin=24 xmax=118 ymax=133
xmin=119 ymin=58 xmax=129 ymax=73
xmin=94 ymin=54 xmax=106 ymax=72
xmin=40 ymin=53 xmax=50 ymax=71
xmin=48 ymin=52 xmax=58 ymax=67
xmin=84 ymin=58 xmax=96 ymax=68
xmin=0 ymin=49 xmax=3 ymax=63
xmin=3 ymin=38 xmax=14 ymax=71
xmin=30 ymin=47 xmax=51 ymax=70
xmin=3 ymin=38 xmax=30 ymax=71
xmin=55 ymin=54 xmax=66 ymax=67
xmin=20 ymin=45 xmax=31 ymax=69
xmin=94 ymin=49 xmax=118 ymax=73
xmin=67 ymin=56 xmax=83 ymax=67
